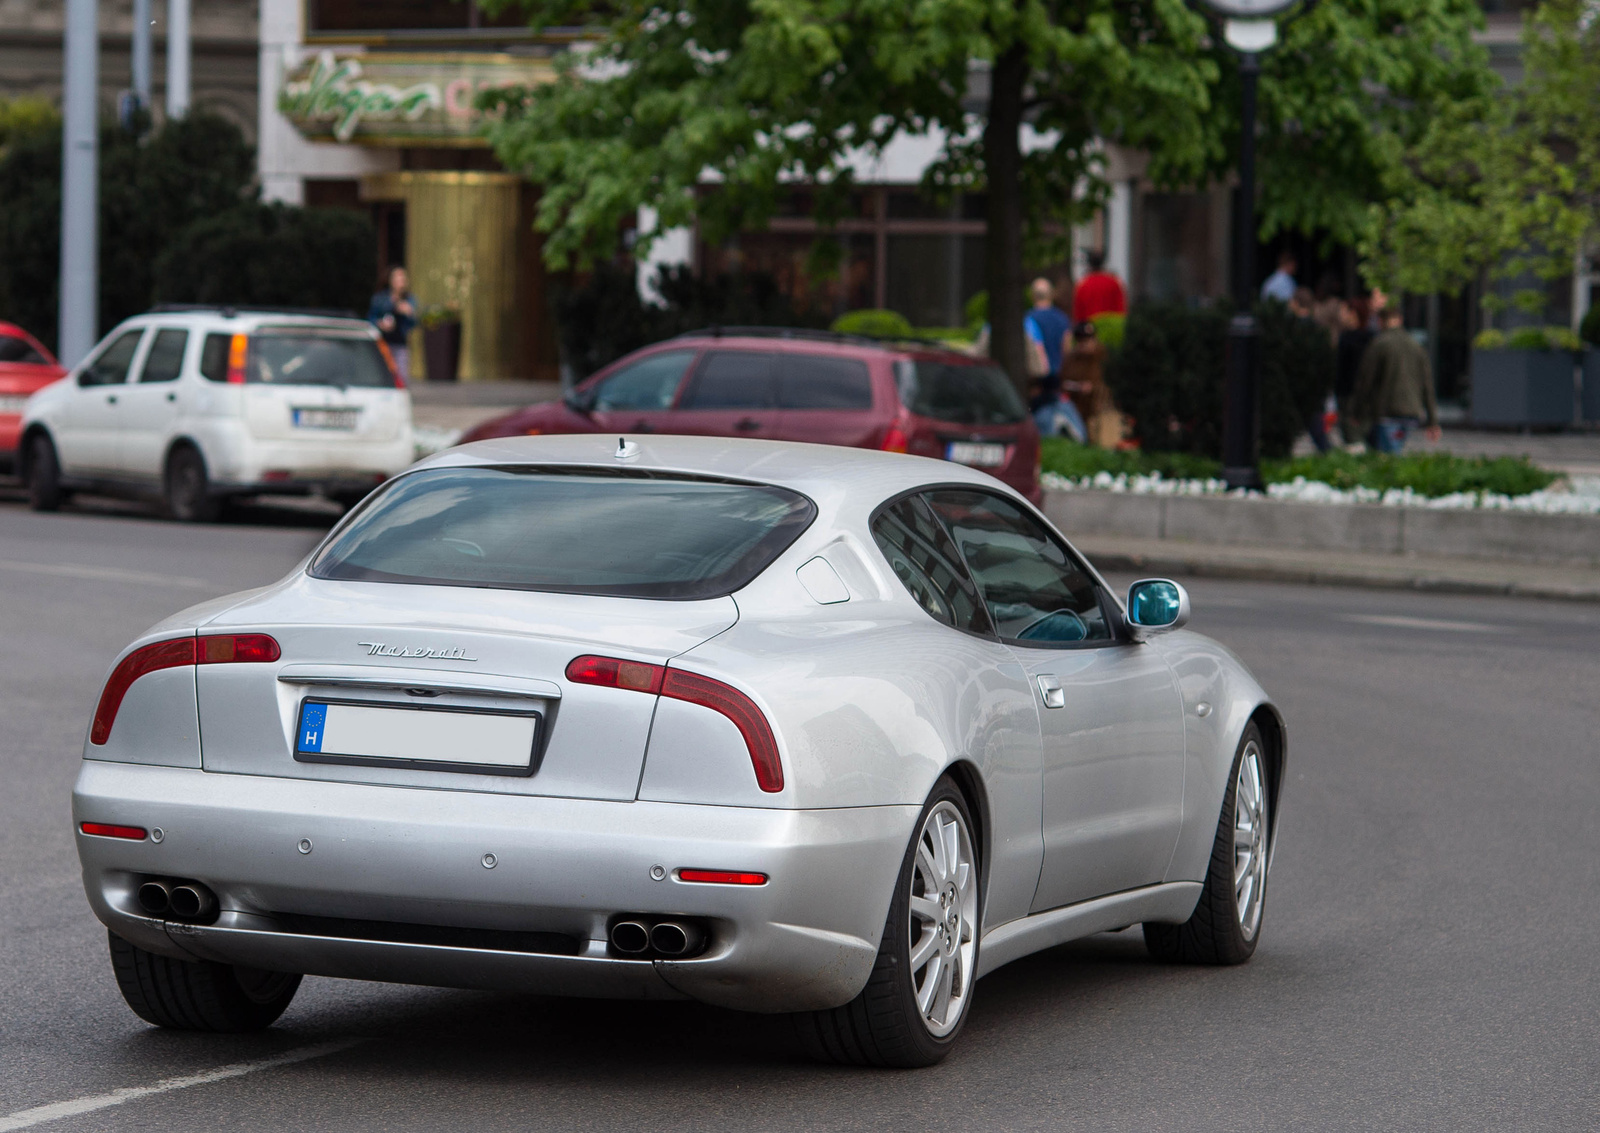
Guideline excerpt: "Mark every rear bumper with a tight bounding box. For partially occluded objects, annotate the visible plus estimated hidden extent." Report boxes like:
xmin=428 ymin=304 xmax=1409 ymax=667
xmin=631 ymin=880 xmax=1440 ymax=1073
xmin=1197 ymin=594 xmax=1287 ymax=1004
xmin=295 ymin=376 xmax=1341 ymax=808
xmin=73 ymin=761 xmax=915 ymax=1013
xmin=214 ymin=432 xmax=415 ymax=489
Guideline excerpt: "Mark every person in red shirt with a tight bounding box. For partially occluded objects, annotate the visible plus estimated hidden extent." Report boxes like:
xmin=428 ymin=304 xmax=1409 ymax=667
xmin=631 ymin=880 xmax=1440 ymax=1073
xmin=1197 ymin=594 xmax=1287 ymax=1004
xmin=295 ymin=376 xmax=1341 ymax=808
xmin=1072 ymin=249 xmax=1128 ymax=323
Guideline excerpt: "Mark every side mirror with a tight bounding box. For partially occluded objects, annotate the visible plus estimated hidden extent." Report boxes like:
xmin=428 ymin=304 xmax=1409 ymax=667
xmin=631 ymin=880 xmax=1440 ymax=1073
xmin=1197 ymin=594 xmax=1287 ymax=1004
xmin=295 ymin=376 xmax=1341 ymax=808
xmin=1125 ymin=579 xmax=1190 ymax=639
xmin=563 ymin=385 xmax=597 ymax=414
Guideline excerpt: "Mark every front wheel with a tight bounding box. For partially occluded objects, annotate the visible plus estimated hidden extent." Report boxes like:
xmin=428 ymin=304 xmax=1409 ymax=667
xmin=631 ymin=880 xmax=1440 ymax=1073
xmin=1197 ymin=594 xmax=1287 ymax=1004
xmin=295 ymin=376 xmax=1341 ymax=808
xmin=795 ymin=777 xmax=981 ymax=1067
xmin=1144 ymin=722 xmax=1272 ymax=964
xmin=108 ymin=932 xmax=301 ymax=1031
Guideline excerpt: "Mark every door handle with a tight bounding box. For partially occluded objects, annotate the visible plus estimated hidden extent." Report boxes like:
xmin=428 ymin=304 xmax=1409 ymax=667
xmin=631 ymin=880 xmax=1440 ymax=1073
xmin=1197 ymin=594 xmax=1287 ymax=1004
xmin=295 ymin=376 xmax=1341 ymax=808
xmin=106 ymin=394 xmax=117 ymax=404
xmin=1036 ymin=674 xmax=1065 ymax=709
xmin=734 ymin=417 xmax=761 ymax=432
xmin=166 ymin=392 xmax=177 ymax=402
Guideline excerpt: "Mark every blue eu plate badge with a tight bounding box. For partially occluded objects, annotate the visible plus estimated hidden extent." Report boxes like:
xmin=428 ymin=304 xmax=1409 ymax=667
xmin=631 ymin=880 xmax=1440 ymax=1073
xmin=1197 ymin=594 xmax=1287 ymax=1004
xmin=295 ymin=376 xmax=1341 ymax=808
xmin=298 ymin=702 xmax=327 ymax=753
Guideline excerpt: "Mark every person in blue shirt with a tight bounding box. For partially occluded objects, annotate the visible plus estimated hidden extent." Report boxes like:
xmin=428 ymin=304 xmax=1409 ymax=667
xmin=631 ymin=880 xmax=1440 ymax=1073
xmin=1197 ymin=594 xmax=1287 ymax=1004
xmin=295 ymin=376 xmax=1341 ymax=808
xmin=1260 ymin=250 xmax=1298 ymax=305
xmin=368 ymin=265 xmax=417 ymax=382
xmin=1024 ymin=278 xmax=1086 ymax=442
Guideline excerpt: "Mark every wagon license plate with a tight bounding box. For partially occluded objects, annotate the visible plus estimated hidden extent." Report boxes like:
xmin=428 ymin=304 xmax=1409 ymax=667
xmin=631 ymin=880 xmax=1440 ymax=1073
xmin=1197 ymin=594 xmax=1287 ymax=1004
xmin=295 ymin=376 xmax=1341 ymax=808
xmin=292 ymin=407 xmax=360 ymax=430
xmin=0 ymin=395 xmax=28 ymax=413
xmin=294 ymin=699 xmax=540 ymax=775
xmin=945 ymin=441 xmax=1008 ymax=467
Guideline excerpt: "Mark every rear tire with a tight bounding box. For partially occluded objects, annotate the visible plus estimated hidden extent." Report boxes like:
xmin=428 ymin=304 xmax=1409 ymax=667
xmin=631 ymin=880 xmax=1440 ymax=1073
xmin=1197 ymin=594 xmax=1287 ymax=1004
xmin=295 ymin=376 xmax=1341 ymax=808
xmin=1144 ymin=723 xmax=1271 ymax=965
xmin=165 ymin=445 xmax=221 ymax=523
xmin=108 ymin=932 xmax=301 ymax=1032
xmin=795 ymin=776 xmax=981 ymax=1067
xmin=25 ymin=434 xmax=62 ymax=511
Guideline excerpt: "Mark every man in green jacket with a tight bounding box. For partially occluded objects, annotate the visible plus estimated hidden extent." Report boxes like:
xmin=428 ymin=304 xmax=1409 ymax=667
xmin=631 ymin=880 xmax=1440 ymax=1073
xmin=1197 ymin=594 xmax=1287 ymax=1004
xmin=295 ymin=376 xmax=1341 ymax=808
xmin=1349 ymin=309 xmax=1440 ymax=453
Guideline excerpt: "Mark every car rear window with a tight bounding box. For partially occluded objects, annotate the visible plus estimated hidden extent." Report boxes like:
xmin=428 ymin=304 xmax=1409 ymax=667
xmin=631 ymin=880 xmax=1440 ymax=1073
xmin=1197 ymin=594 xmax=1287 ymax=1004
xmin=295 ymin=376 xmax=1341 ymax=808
xmin=246 ymin=328 xmax=395 ymax=387
xmin=0 ymin=334 xmax=47 ymax=365
xmin=310 ymin=466 xmax=816 ymax=601
xmin=895 ymin=360 xmax=1027 ymax=425
xmin=778 ymin=356 xmax=873 ymax=410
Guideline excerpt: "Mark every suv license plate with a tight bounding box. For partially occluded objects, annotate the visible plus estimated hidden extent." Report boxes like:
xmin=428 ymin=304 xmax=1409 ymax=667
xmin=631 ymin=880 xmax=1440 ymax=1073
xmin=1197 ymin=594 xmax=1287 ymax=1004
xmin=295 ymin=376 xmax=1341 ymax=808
xmin=946 ymin=441 xmax=1008 ymax=467
xmin=293 ymin=407 xmax=360 ymax=430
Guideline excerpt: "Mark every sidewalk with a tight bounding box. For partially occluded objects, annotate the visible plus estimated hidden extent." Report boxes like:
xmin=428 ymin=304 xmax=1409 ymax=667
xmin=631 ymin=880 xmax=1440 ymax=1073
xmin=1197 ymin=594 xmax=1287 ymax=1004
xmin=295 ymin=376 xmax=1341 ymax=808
xmin=1076 ymin=533 xmax=1600 ymax=601
xmin=409 ymin=380 xmax=558 ymax=434
xmin=1294 ymin=425 xmax=1600 ymax=478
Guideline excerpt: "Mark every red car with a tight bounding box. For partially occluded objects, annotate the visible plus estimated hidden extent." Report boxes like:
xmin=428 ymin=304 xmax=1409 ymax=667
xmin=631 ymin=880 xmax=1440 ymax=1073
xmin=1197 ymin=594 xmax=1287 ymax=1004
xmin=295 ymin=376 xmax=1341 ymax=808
xmin=461 ymin=328 xmax=1041 ymax=501
xmin=0 ymin=322 xmax=66 ymax=473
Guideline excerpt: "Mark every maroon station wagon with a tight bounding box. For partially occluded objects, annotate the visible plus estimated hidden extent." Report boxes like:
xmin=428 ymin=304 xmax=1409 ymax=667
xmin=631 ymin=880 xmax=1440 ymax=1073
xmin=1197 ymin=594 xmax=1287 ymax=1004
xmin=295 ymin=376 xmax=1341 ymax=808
xmin=459 ymin=329 xmax=1041 ymax=501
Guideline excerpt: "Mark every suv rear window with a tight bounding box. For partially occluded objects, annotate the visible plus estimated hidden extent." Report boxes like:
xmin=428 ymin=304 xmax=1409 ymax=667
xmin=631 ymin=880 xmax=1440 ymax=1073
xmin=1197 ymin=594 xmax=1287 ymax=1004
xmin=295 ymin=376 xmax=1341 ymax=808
xmin=895 ymin=360 xmax=1026 ymax=425
xmin=246 ymin=328 xmax=394 ymax=387
xmin=311 ymin=467 xmax=816 ymax=601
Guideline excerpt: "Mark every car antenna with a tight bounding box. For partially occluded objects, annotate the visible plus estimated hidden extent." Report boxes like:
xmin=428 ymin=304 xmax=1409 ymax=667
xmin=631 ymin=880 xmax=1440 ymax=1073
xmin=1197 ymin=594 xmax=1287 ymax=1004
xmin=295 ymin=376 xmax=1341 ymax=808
xmin=615 ymin=437 xmax=640 ymax=459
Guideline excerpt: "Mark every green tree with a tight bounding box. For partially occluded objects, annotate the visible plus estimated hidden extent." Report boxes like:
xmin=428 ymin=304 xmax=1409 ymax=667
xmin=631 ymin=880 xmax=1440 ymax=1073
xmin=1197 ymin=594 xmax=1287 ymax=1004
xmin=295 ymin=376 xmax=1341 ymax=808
xmin=1364 ymin=0 xmax=1598 ymax=311
xmin=480 ymin=0 xmax=1492 ymax=392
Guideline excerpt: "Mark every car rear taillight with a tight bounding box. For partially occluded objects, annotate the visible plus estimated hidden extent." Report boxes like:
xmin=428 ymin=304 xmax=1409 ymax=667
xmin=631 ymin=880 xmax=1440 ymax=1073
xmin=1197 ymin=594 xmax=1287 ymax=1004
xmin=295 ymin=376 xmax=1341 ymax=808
xmin=678 ymin=869 xmax=768 ymax=885
xmin=79 ymin=822 xmax=147 ymax=840
xmin=376 ymin=339 xmax=406 ymax=388
xmin=91 ymin=633 xmax=281 ymax=745
xmin=226 ymin=334 xmax=248 ymax=384
xmin=881 ymin=420 xmax=910 ymax=453
xmin=566 ymin=655 xmax=783 ymax=792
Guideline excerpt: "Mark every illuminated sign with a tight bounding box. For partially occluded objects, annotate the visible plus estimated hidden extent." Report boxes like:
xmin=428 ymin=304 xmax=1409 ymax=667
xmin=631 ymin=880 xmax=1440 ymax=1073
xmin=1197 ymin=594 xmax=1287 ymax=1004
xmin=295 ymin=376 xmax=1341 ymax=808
xmin=277 ymin=51 xmax=555 ymax=144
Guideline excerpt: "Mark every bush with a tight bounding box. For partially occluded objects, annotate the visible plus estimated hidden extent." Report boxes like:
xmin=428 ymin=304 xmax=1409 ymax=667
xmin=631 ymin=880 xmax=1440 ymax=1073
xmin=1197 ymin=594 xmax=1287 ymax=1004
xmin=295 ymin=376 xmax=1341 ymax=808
xmin=1482 ymin=326 xmax=1583 ymax=351
xmin=553 ymin=263 xmax=825 ymax=378
xmin=1101 ymin=301 xmax=1335 ymax=461
xmin=155 ymin=203 xmax=374 ymax=313
xmin=1040 ymin=438 xmax=1221 ymax=481
xmin=1089 ymin=311 xmax=1125 ymax=351
xmin=831 ymin=309 xmax=913 ymax=338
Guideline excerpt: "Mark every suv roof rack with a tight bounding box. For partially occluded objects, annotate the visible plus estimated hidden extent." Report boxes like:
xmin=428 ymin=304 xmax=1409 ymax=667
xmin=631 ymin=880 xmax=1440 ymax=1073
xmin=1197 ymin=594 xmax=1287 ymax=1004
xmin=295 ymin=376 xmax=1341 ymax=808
xmin=673 ymin=325 xmax=965 ymax=351
xmin=148 ymin=302 xmax=363 ymax=320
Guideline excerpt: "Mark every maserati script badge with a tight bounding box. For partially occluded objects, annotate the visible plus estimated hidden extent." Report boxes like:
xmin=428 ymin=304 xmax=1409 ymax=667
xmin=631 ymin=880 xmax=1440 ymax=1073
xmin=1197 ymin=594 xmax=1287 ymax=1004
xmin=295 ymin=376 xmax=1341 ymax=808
xmin=358 ymin=642 xmax=478 ymax=661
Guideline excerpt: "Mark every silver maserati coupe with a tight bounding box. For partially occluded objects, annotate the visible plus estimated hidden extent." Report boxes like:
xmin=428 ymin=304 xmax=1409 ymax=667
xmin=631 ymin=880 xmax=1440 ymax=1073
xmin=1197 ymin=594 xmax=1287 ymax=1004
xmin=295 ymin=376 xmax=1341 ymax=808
xmin=73 ymin=434 xmax=1284 ymax=1067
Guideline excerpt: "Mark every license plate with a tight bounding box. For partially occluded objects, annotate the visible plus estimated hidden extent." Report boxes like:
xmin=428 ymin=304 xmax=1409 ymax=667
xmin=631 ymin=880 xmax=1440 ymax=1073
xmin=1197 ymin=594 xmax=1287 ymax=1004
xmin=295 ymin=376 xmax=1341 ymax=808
xmin=0 ymin=395 xmax=28 ymax=413
xmin=294 ymin=698 xmax=540 ymax=776
xmin=292 ymin=407 xmax=360 ymax=430
xmin=946 ymin=441 xmax=1008 ymax=467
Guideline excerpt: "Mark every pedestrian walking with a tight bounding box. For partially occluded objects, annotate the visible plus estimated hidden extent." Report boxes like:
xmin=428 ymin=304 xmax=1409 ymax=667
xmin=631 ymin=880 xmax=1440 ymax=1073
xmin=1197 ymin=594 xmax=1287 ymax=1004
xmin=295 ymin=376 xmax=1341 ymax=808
xmin=1349 ymin=308 xmax=1440 ymax=454
xmin=1023 ymin=278 xmax=1085 ymax=439
xmin=1260 ymin=250 xmax=1298 ymax=304
xmin=368 ymin=266 xmax=417 ymax=383
xmin=1071 ymin=250 xmax=1127 ymax=324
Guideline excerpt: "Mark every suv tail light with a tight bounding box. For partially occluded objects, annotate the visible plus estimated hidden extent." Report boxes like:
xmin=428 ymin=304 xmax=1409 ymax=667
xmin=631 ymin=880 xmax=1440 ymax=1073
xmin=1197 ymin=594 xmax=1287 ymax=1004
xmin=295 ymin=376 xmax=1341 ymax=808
xmin=91 ymin=633 xmax=281 ymax=745
xmin=225 ymin=334 xmax=248 ymax=384
xmin=567 ymin=655 xmax=783 ymax=792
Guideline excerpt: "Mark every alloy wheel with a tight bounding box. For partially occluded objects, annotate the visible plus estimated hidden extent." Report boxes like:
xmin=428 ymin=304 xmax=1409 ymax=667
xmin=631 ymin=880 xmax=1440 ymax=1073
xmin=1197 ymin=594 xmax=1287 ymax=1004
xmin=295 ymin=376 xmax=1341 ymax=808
xmin=907 ymin=800 xmax=977 ymax=1037
xmin=1233 ymin=740 xmax=1269 ymax=941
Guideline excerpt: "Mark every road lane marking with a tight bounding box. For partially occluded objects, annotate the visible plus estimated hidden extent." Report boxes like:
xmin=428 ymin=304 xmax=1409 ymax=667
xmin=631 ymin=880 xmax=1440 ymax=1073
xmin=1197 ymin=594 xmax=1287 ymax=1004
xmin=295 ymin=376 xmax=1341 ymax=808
xmin=0 ymin=1039 xmax=365 ymax=1131
xmin=1340 ymin=613 xmax=1507 ymax=633
xmin=0 ymin=559 xmax=215 ymax=591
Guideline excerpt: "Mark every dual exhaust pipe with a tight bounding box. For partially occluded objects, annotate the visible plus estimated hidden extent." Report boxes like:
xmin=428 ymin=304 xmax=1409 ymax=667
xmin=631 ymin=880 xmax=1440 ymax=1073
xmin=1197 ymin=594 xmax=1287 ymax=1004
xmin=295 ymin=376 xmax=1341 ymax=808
xmin=136 ymin=878 xmax=218 ymax=923
xmin=609 ymin=917 xmax=706 ymax=959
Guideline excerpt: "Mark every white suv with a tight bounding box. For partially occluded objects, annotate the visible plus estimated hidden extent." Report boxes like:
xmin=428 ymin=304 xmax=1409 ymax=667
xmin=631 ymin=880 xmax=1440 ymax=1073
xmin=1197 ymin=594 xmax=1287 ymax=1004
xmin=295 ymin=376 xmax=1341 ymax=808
xmin=20 ymin=306 xmax=415 ymax=520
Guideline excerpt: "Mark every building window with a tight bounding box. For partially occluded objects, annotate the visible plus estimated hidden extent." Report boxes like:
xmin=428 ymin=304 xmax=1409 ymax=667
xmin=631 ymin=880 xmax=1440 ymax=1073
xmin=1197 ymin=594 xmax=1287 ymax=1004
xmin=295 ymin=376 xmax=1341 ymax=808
xmin=308 ymin=0 xmax=527 ymax=35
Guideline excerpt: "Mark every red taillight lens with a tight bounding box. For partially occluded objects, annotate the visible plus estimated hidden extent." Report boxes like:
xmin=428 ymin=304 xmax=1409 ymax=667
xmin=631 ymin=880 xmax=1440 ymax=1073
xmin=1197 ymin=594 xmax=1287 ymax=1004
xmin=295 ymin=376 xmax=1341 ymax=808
xmin=678 ymin=869 xmax=768 ymax=885
xmin=565 ymin=655 xmax=784 ymax=793
xmin=79 ymin=822 xmax=147 ymax=840
xmin=881 ymin=421 xmax=910 ymax=453
xmin=198 ymin=633 xmax=281 ymax=665
xmin=661 ymin=668 xmax=784 ymax=793
xmin=91 ymin=633 xmax=281 ymax=745
xmin=90 ymin=636 xmax=196 ymax=745
xmin=226 ymin=333 xmax=248 ymax=384
xmin=566 ymin=654 xmax=665 ymax=693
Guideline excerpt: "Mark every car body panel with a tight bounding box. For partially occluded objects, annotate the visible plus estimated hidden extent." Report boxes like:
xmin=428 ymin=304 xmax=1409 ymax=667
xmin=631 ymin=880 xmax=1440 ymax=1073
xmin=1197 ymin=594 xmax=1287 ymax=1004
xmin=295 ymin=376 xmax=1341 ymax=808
xmin=0 ymin=322 xmax=66 ymax=462
xmin=73 ymin=434 xmax=1281 ymax=1014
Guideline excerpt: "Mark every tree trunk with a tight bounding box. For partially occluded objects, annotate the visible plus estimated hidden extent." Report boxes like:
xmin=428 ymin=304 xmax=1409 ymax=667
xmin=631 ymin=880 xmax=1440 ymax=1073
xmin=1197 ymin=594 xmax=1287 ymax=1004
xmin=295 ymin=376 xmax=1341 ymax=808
xmin=985 ymin=41 xmax=1028 ymax=401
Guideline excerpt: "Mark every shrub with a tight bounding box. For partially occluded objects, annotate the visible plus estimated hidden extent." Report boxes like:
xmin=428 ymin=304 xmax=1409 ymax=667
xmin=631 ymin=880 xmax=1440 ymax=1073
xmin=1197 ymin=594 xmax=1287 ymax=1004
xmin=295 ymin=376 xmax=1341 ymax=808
xmin=1473 ymin=328 xmax=1507 ymax=349
xmin=155 ymin=203 xmax=375 ymax=314
xmin=1488 ymin=325 xmax=1583 ymax=351
xmin=1090 ymin=311 xmax=1125 ymax=351
xmin=1101 ymin=301 xmax=1335 ymax=461
xmin=831 ymin=308 xmax=913 ymax=338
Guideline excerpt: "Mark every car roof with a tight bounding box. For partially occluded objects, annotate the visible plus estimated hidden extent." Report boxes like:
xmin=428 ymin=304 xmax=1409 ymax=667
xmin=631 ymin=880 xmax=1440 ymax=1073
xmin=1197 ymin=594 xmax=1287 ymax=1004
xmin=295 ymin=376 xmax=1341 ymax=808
xmin=656 ymin=328 xmax=987 ymax=367
xmin=414 ymin=434 xmax=1015 ymax=511
xmin=118 ymin=308 xmax=375 ymax=334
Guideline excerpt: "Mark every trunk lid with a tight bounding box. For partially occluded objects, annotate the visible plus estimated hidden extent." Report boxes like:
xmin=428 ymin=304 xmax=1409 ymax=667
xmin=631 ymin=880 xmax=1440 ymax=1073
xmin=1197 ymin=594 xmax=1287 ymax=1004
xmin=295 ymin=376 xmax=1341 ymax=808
xmin=195 ymin=575 xmax=737 ymax=800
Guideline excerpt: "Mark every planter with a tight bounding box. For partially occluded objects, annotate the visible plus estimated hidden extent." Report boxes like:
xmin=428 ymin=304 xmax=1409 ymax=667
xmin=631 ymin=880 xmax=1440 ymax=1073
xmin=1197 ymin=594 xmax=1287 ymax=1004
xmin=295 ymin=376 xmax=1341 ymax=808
xmin=1469 ymin=348 xmax=1575 ymax=426
xmin=422 ymin=321 xmax=463 ymax=383
xmin=1583 ymin=348 xmax=1600 ymax=423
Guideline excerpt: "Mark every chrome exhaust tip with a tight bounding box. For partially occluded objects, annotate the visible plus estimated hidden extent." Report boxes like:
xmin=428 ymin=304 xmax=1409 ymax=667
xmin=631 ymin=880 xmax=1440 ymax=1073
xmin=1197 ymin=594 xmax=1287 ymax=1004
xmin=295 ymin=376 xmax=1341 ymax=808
xmin=609 ymin=920 xmax=651 ymax=954
xmin=168 ymin=883 xmax=217 ymax=922
xmin=136 ymin=880 xmax=172 ymax=916
xmin=649 ymin=920 xmax=704 ymax=957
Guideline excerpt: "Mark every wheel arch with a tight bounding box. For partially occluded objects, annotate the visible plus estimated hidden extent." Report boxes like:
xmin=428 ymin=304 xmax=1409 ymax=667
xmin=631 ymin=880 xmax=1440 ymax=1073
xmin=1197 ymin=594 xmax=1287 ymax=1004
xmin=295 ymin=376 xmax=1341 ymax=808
xmin=1248 ymin=702 xmax=1288 ymax=858
xmin=940 ymin=758 xmax=992 ymax=918
xmin=163 ymin=434 xmax=208 ymax=475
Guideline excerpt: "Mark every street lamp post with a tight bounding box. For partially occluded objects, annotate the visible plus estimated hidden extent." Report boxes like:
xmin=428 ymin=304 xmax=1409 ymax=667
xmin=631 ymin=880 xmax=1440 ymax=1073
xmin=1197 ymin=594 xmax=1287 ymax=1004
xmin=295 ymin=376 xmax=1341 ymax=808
xmin=1197 ymin=1 xmax=1297 ymax=490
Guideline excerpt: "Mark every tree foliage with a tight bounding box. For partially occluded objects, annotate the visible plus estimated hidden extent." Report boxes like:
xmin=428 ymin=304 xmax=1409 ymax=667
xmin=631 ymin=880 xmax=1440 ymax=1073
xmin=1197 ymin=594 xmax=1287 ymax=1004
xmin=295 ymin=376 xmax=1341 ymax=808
xmin=1364 ymin=0 xmax=1599 ymax=308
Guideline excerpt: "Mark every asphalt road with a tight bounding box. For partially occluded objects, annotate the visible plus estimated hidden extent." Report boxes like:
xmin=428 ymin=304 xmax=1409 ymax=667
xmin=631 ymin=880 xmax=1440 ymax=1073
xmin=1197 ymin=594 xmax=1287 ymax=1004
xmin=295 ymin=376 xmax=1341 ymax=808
xmin=3 ymin=493 xmax=1598 ymax=1131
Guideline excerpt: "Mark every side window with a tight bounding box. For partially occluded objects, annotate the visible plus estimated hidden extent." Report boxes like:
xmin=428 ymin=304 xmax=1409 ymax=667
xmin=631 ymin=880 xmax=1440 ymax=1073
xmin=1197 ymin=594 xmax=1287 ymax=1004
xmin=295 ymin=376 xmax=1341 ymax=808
xmin=870 ymin=495 xmax=990 ymax=635
xmin=0 ymin=335 xmax=46 ymax=364
xmin=679 ymin=351 xmax=778 ymax=410
xmin=592 ymin=350 xmax=695 ymax=410
xmin=199 ymin=333 xmax=232 ymax=382
xmin=778 ymin=355 xmax=873 ymax=410
xmin=137 ymin=329 xmax=189 ymax=383
xmin=79 ymin=330 xmax=144 ymax=387
xmin=923 ymin=489 xmax=1111 ymax=646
